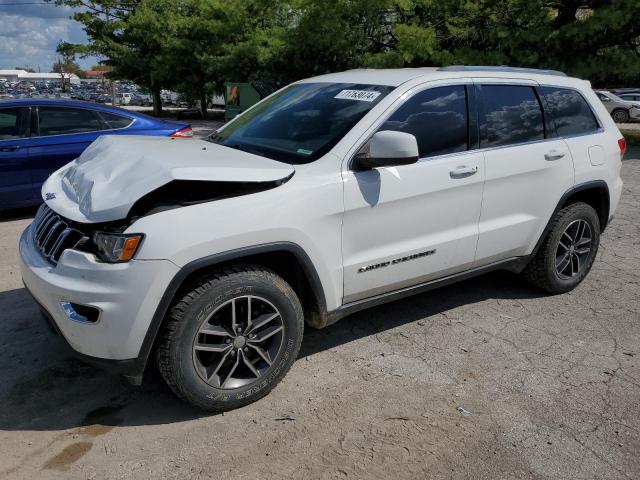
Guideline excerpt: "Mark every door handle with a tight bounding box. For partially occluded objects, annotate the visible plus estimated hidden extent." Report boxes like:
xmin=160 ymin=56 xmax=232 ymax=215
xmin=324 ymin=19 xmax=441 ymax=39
xmin=0 ymin=145 xmax=20 ymax=152
xmin=449 ymin=165 xmax=478 ymax=178
xmin=544 ymin=150 xmax=565 ymax=161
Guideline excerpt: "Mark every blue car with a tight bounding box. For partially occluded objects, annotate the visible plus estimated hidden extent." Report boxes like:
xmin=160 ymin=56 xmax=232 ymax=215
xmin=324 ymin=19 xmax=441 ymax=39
xmin=0 ymin=99 xmax=192 ymax=209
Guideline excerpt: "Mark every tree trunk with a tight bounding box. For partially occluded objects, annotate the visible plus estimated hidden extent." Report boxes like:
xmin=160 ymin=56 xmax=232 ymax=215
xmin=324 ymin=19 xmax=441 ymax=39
xmin=555 ymin=0 xmax=581 ymax=26
xmin=152 ymin=87 xmax=162 ymax=117
xmin=200 ymin=90 xmax=207 ymax=118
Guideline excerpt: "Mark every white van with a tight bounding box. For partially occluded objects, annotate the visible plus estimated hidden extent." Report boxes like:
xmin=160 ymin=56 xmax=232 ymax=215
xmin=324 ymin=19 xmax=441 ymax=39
xmin=116 ymin=92 xmax=133 ymax=105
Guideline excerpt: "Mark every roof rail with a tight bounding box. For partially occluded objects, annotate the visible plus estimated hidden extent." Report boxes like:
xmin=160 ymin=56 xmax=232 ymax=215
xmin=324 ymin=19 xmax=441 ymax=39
xmin=438 ymin=65 xmax=567 ymax=77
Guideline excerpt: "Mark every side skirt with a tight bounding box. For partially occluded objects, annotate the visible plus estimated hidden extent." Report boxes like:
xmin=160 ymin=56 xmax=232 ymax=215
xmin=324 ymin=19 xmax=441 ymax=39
xmin=325 ymin=256 xmax=530 ymax=326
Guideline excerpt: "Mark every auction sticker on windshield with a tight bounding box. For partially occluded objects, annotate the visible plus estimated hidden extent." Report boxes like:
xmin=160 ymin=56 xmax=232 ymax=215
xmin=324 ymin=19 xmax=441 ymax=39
xmin=334 ymin=90 xmax=381 ymax=102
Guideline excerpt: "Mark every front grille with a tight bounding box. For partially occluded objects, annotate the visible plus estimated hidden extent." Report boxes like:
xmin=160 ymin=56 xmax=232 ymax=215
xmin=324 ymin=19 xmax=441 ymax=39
xmin=32 ymin=204 xmax=87 ymax=264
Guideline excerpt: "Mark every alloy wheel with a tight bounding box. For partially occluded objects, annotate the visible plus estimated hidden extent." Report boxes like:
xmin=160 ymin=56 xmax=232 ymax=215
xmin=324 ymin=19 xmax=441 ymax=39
xmin=555 ymin=219 xmax=593 ymax=279
xmin=613 ymin=110 xmax=629 ymax=123
xmin=192 ymin=295 xmax=285 ymax=389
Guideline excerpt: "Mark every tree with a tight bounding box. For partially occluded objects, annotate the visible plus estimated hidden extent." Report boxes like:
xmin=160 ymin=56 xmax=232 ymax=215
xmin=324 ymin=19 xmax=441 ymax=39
xmin=49 ymin=0 xmax=171 ymax=112
xmin=125 ymin=0 xmax=223 ymax=117
xmin=53 ymin=44 xmax=84 ymax=90
xmin=267 ymin=0 xmax=404 ymax=84
xmin=363 ymin=0 xmax=640 ymax=86
xmin=105 ymin=0 xmax=176 ymax=114
xmin=51 ymin=0 xmax=640 ymax=115
xmin=52 ymin=0 xmax=289 ymax=116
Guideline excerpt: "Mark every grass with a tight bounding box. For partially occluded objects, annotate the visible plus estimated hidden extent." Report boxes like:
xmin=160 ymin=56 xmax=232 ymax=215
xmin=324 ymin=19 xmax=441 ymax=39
xmin=621 ymin=128 xmax=640 ymax=147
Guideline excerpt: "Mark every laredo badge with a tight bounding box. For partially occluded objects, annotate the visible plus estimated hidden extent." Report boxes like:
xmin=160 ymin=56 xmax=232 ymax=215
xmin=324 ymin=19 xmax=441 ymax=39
xmin=358 ymin=249 xmax=436 ymax=273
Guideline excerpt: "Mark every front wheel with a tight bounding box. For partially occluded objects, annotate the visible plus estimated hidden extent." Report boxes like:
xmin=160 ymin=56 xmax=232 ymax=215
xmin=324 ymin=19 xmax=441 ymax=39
xmin=156 ymin=266 xmax=304 ymax=411
xmin=523 ymin=202 xmax=600 ymax=294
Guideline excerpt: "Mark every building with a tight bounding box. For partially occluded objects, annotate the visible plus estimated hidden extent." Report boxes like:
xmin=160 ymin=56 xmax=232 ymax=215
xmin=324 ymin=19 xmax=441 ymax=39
xmin=84 ymin=69 xmax=107 ymax=79
xmin=0 ymin=69 xmax=80 ymax=85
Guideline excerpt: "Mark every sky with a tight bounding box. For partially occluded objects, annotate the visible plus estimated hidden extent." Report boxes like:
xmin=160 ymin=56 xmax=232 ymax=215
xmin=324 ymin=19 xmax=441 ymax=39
xmin=0 ymin=1 xmax=100 ymax=72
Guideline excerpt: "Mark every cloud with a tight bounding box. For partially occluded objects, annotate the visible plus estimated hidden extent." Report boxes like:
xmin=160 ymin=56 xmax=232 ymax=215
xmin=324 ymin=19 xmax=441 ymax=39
xmin=0 ymin=3 xmax=75 ymax=19
xmin=0 ymin=4 xmax=100 ymax=71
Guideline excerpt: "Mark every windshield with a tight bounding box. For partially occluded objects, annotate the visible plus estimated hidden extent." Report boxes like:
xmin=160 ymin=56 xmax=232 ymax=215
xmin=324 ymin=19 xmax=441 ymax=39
xmin=209 ymin=82 xmax=393 ymax=164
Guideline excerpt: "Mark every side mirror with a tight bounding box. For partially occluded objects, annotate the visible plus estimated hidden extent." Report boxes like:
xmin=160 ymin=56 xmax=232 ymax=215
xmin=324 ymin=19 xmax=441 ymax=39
xmin=353 ymin=130 xmax=419 ymax=171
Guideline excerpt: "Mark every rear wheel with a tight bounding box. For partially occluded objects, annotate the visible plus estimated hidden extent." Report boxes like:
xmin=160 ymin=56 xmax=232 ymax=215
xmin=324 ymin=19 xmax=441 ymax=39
xmin=523 ymin=202 xmax=600 ymax=294
xmin=156 ymin=266 xmax=304 ymax=411
xmin=612 ymin=109 xmax=630 ymax=123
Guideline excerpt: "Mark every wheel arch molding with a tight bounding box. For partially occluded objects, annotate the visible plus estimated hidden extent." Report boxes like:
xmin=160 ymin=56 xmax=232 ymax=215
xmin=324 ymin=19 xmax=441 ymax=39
xmin=531 ymin=180 xmax=610 ymax=257
xmin=136 ymin=242 xmax=330 ymax=379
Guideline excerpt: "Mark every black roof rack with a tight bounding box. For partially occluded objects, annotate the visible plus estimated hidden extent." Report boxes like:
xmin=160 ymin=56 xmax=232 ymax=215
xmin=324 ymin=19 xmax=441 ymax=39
xmin=438 ymin=65 xmax=567 ymax=77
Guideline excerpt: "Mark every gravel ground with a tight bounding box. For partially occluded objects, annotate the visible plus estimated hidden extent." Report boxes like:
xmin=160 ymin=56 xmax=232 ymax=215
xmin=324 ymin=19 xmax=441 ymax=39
xmin=0 ymin=149 xmax=638 ymax=480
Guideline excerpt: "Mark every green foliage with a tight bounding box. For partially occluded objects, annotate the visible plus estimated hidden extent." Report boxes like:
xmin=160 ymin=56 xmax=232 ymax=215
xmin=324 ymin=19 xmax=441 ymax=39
xmin=368 ymin=0 xmax=640 ymax=86
xmin=54 ymin=0 xmax=640 ymax=111
xmin=622 ymin=129 xmax=640 ymax=147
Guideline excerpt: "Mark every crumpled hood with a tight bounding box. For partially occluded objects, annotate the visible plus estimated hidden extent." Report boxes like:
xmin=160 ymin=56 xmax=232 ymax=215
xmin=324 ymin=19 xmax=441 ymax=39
xmin=41 ymin=135 xmax=294 ymax=223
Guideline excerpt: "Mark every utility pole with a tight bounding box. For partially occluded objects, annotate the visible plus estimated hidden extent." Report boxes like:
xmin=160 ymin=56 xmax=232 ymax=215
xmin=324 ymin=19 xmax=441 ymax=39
xmin=105 ymin=5 xmax=117 ymax=106
xmin=58 ymin=56 xmax=65 ymax=91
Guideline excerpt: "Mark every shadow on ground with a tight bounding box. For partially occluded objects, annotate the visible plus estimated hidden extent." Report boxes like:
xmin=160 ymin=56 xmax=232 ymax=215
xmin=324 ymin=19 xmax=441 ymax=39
xmin=0 ymin=270 xmax=544 ymax=432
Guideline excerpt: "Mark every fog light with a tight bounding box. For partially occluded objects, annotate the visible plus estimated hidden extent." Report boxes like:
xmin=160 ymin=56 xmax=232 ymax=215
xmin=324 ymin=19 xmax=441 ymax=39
xmin=61 ymin=302 xmax=100 ymax=324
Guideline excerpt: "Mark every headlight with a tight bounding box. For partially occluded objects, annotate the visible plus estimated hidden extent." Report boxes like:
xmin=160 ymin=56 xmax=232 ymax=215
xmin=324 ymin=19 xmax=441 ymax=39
xmin=93 ymin=232 xmax=144 ymax=263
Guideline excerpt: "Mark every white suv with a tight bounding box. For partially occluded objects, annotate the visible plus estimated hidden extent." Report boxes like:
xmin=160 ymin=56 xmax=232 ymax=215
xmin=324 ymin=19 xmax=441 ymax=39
xmin=20 ymin=66 xmax=625 ymax=411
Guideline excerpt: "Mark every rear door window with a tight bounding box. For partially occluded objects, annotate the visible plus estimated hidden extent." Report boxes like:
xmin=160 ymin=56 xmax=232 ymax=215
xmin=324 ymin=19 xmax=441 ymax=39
xmin=480 ymin=85 xmax=544 ymax=148
xmin=541 ymin=87 xmax=599 ymax=136
xmin=379 ymin=85 xmax=469 ymax=158
xmin=37 ymin=107 xmax=103 ymax=136
xmin=0 ymin=107 xmax=29 ymax=140
xmin=99 ymin=111 xmax=133 ymax=130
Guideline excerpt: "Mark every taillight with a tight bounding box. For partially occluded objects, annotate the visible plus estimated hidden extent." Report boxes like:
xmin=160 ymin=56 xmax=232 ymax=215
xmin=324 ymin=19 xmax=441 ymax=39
xmin=618 ymin=137 xmax=627 ymax=157
xmin=170 ymin=126 xmax=193 ymax=138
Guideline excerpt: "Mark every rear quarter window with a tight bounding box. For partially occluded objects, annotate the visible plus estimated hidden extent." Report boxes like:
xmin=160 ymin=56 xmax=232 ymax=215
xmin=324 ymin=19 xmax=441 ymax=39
xmin=99 ymin=111 xmax=133 ymax=129
xmin=541 ymin=87 xmax=599 ymax=136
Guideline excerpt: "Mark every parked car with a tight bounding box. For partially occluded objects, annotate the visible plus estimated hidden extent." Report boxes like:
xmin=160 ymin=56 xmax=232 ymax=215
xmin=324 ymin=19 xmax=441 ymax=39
xmin=594 ymin=90 xmax=640 ymax=123
xmin=129 ymin=93 xmax=152 ymax=106
xmin=20 ymin=67 xmax=624 ymax=411
xmin=1 ymin=99 xmax=192 ymax=209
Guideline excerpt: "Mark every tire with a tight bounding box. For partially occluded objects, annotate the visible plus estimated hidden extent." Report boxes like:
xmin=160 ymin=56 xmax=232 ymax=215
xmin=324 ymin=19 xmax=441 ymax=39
xmin=612 ymin=109 xmax=630 ymax=123
xmin=523 ymin=202 xmax=600 ymax=294
xmin=156 ymin=266 xmax=304 ymax=411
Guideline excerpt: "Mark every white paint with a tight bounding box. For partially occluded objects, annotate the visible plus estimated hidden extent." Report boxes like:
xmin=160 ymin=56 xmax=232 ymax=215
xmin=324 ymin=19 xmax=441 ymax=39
xmin=20 ymin=67 xmax=624 ymax=362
